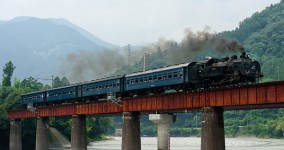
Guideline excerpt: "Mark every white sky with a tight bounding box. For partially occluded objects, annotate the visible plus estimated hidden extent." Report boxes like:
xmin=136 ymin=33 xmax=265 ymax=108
xmin=0 ymin=0 xmax=280 ymax=46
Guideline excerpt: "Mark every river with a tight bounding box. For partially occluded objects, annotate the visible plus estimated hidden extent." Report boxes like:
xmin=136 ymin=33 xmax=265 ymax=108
xmin=51 ymin=137 xmax=284 ymax=150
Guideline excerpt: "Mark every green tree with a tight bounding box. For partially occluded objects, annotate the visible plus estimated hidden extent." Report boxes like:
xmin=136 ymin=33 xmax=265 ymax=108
xmin=87 ymin=117 xmax=114 ymax=141
xmin=21 ymin=77 xmax=44 ymax=91
xmin=61 ymin=76 xmax=70 ymax=86
xmin=2 ymin=61 xmax=16 ymax=87
xmin=53 ymin=76 xmax=61 ymax=88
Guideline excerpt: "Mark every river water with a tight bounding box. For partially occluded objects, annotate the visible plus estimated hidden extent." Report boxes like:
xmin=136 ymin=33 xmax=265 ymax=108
xmin=51 ymin=137 xmax=284 ymax=150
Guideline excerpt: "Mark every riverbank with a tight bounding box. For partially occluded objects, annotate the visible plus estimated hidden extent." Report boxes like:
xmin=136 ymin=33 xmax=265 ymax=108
xmin=85 ymin=137 xmax=284 ymax=150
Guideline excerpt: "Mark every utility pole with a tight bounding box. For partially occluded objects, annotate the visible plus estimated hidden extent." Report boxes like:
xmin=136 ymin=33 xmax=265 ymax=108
xmin=143 ymin=53 xmax=146 ymax=72
xmin=52 ymin=75 xmax=54 ymax=88
xmin=127 ymin=44 xmax=131 ymax=66
xmin=37 ymin=75 xmax=54 ymax=88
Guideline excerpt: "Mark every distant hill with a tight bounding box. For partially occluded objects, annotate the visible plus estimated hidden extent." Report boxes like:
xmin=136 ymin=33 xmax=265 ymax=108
xmin=0 ymin=17 xmax=118 ymax=80
xmin=49 ymin=18 xmax=118 ymax=49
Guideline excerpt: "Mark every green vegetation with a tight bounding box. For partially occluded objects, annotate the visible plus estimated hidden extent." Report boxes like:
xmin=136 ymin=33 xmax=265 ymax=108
xmin=222 ymin=1 xmax=284 ymax=80
xmin=0 ymin=62 xmax=114 ymax=150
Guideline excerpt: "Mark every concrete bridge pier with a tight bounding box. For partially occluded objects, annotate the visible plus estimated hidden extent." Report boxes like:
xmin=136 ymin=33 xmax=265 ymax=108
xmin=149 ymin=114 xmax=174 ymax=150
xmin=36 ymin=117 xmax=49 ymax=150
xmin=122 ymin=112 xmax=141 ymax=150
xmin=71 ymin=115 xmax=87 ymax=150
xmin=201 ymin=107 xmax=225 ymax=150
xmin=9 ymin=119 xmax=22 ymax=150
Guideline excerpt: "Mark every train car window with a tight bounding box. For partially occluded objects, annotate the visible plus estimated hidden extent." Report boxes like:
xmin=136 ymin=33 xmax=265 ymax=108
xmin=130 ymin=79 xmax=134 ymax=84
xmin=139 ymin=78 xmax=143 ymax=83
xmin=163 ymin=74 xmax=167 ymax=79
xmin=144 ymin=77 xmax=148 ymax=82
xmin=168 ymin=73 xmax=172 ymax=79
xmin=113 ymin=83 xmax=116 ymax=87
xmin=109 ymin=84 xmax=113 ymax=88
xmin=117 ymin=83 xmax=120 ymax=86
xmin=99 ymin=85 xmax=102 ymax=89
xmin=158 ymin=75 xmax=162 ymax=80
xmin=153 ymin=75 xmax=157 ymax=81
xmin=106 ymin=84 xmax=109 ymax=88
xmin=179 ymin=71 xmax=183 ymax=77
xmin=135 ymin=79 xmax=139 ymax=84
xmin=149 ymin=76 xmax=153 ymax=82
xmin=126 ymin=80 xmax=130 ymax=85
xmin=173 ymin=72 xmax=178 ymax=77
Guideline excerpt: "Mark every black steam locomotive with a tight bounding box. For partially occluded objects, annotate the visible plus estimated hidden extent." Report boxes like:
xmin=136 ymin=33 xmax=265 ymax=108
xmin=22 ymin=52 xmax=262 ymax=107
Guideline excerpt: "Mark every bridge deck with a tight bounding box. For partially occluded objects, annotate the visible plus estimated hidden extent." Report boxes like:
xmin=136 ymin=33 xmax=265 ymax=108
xmin=8 ymin=81 xmax=284 ymax=119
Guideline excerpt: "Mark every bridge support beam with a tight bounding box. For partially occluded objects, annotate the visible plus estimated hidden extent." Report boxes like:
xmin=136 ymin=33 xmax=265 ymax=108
xmin=149 ymin=114 xmax=174 ymax=150
xmin=71 ymin=115 xmax=87 ymax=150
xmin=201 ymin=107 xmax=225 ymax=150
xmin=122 ymin=112 xmax=141 ymax=150
xmin=36 ymin=117 xmax=49 ymax=150
xmin=9 ymin=119 xmax=22 ymax=150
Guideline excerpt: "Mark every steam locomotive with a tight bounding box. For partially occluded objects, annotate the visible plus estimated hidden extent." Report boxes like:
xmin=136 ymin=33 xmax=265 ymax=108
xmin=21 ymin=52 xmax=262 ymax=107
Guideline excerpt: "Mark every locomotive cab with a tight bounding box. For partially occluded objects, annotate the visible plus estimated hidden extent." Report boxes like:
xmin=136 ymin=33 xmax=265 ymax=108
xmin=189 ymin=57 xmax=225 ymax=86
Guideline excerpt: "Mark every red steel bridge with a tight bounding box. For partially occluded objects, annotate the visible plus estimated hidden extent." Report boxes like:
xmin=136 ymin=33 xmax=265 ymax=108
xmin=8 ymin=80 xmax=284 ymax=150
xmin=9 ymin=81 xmax=284 ymax=118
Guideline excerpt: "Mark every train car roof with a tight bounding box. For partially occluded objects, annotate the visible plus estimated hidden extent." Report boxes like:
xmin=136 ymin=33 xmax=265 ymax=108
xmin=21 ymin=90 xmax=46 ymax=96
xmin=48 ymin=75 xmax=124 ymax=90
xmin=22 ymin=75 xmax=124 ymax=95
xmin=81 ymin=75 xmax=124 ymax=85
xmin=125 ymin=62 xmax=191 ymax=77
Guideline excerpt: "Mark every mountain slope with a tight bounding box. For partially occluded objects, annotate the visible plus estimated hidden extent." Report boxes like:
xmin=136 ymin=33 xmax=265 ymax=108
xmin=50 ymin=18 xmax=118 ymax=49
xmin=0 ymin=17 xmax=116 ymax=80
xmin=221 ymin=1 xmax=284 ymax=80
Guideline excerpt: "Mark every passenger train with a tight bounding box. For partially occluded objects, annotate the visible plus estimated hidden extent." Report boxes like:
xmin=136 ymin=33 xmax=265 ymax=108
xmin=22 ymin=52 xmax=262 ymax=107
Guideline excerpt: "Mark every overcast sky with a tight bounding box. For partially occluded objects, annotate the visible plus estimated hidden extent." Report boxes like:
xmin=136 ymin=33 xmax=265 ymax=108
xmin=0 ymin=0 xmax=280 ymax=46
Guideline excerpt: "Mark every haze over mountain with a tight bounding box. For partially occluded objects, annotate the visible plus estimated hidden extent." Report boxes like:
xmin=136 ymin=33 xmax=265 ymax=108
xmin=0 ymin=16 xmax=118 ymax=81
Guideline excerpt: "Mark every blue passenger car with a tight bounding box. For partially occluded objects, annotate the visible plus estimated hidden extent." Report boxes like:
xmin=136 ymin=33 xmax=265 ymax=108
xmin=125 ymin=63 xmax=191 ymax=91
xmin=21 ymin=91 xmax=46 ymax=105
xmin=82 ymin=76 xmax=124 ymax=97
xmin=47 ymin=86 xmax=77 ymax=102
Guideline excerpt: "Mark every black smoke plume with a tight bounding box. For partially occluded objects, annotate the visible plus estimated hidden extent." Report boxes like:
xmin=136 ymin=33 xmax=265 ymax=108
xmin=61 ymin=27 xmax=244 ymax=82
xmin=60 ymin=50 xmax=126 ymax=83
xmin=150 ymin=27 xmax=244 ymax=64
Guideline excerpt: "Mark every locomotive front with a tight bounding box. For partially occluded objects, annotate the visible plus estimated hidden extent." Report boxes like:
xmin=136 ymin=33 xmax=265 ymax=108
xmin=215 ymin=51 xmax=263 ymax=84
xmin=235 ymin=52 xmax=263 ymax=82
